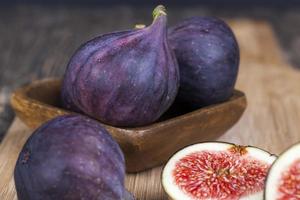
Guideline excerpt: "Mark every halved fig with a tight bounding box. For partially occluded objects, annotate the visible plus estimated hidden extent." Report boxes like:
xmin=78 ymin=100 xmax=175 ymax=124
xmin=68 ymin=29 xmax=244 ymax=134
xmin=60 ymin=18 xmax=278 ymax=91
xmin=265 ymin=143 xmax=300 ymax=200
xmin=162 ymin=142 xmax=276 ymax=200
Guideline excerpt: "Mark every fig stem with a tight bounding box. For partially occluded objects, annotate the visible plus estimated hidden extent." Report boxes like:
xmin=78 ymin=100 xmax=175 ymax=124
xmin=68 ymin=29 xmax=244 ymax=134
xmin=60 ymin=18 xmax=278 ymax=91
xmin=152 ymin=5 xmax=167 ymax=21
xmin=135 ymin=24 xmax=146 ymax=29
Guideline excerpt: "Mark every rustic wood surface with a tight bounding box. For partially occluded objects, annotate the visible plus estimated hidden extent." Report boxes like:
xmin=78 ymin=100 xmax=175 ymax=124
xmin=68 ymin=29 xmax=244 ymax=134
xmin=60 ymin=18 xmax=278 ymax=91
xmin=1 ymin=20 xmax=300 ymax=199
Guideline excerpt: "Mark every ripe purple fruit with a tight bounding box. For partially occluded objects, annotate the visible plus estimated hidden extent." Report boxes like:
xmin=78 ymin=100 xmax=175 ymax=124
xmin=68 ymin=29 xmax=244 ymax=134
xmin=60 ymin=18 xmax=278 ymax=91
xmin=168 ymin=17 xmax=239 ymax=108
xmin=14 ymin=115 xmax=134 ymax=200
xmin=61 ymin=5 xmax=179 ymax=127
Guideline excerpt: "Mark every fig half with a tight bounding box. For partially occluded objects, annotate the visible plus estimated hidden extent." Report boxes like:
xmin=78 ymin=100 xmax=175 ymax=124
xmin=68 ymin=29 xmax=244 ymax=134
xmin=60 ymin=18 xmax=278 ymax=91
xmin=265 ymin=143 xmax=300 ymax=200
xmin=162 ymin=142 xmax=276 ymax=200
xmin=61 ymin=5 xmax=179 ymax=127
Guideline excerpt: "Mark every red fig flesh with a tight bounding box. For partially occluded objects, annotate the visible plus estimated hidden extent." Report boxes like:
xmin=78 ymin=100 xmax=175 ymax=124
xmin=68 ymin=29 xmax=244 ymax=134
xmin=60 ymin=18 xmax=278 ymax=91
xmin=265 ymin=143 xmax=300 ymax=200
xmin=61 ymin=5 xmax=179 ymax=127
xmin=162 ymin=142 xmax=276 ymax=200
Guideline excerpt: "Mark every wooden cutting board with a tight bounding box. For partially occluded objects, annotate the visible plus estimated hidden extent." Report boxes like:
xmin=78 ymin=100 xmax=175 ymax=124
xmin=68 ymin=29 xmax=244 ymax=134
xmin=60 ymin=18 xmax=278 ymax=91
xmin=1 ymin=19 xmax=300 ymax=200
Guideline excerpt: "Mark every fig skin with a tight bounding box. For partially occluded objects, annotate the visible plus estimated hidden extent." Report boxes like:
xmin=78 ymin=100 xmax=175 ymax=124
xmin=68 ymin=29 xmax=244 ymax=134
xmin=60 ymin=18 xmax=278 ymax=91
xmin=14 ymin=115 xmax=133 ymax=200
xmin=168 ymin=17 xmax=239 ymax=108
xmin=61 ymin=5 xmax=179 ymax=127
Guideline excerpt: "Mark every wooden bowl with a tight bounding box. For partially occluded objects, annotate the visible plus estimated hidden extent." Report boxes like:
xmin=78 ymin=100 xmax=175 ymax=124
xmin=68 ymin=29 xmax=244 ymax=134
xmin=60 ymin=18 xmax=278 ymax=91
xmin=10 ymin=78 xmax=247 ymax=172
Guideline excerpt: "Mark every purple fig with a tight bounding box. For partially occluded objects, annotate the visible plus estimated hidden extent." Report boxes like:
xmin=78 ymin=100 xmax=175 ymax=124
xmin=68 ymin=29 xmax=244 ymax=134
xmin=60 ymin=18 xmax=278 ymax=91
xmin=168 ymin=17 xmax=239 ymax=108
xmin=61 ymin=5 xmax=179 ymax=127
xmin=14 ymin=115 xmax=134 ymax=200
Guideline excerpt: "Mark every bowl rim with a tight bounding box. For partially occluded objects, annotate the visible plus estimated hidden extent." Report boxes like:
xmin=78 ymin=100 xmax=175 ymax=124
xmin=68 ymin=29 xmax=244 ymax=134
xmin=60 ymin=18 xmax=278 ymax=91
xmin=11 ymin=78 xmax=247 ymax=133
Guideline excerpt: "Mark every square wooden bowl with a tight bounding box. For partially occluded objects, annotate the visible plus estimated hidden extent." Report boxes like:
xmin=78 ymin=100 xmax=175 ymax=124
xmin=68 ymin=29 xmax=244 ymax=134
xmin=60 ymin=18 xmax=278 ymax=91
xmin=10 ymin=78 xmax=247 ymax=172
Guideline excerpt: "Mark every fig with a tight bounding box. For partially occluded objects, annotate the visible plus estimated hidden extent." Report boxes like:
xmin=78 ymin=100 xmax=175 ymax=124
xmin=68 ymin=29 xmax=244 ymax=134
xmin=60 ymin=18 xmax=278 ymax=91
xmin=168 ymin=17 xmax=239 ymax=108
xmin=162 ymin=142 xmax=276 ymax=200
xmin=14 ymin=115 xmax=134 ymax=200
xmin=61 ymin=5 xmax=179 ymax=127
xmin=265 ymin=143 xmax=300 ymax=200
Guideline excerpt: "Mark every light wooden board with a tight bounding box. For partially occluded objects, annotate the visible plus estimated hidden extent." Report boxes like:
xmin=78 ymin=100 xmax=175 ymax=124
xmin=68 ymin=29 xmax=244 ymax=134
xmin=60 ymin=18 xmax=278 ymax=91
xmin=1 ymin=20 xmax=300 ymax=200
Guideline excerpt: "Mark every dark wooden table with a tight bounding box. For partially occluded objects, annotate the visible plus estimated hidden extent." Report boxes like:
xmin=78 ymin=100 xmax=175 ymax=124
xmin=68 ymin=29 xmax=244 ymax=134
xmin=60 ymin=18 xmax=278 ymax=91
xmin=1 ymin=4 xmax=300 ymax=141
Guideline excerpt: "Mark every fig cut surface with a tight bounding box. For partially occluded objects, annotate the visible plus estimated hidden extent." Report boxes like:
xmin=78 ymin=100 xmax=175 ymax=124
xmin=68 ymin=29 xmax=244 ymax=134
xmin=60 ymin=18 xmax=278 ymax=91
xmin=265 ymin=143 xmax=300 ymax=200
xmin=162 ymin=142 xmax=276 ymax=200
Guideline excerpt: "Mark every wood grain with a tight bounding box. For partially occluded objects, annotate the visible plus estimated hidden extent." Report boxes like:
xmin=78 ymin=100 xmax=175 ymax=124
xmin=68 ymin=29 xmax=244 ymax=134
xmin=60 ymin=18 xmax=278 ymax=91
xmin=2 ymin=20 xmax=300 ymax=199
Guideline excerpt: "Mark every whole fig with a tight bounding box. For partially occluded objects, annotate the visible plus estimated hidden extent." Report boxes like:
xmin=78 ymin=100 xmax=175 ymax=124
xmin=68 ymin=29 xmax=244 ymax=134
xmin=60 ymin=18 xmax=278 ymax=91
xmin=14 ymin=115 xmax=134 ymax=200
xmin=168 ymin=17 xmax=239 ymax=108
xmin=61 ymin=5 xmax=179 ymax=127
